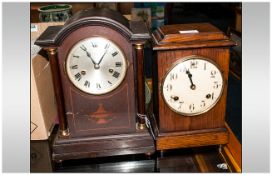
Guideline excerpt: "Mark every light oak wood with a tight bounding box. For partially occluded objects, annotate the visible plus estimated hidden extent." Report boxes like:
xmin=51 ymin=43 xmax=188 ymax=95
xmin=156 ymin=48 xmax=230 ymax=132
xmin=151 ymin=23 xmax=235 ymax=151
xmin=156 ymin=130 xmax=228 ymax=150
xmin=223 ymin=123 xmax=241 ymax=172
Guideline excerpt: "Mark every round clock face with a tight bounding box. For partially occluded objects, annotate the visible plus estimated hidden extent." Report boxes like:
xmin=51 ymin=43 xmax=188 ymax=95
xmin=66 ymin=37 xmax=127 ymax=95
xmin=162 ymin=56 xmax=224 ymax=116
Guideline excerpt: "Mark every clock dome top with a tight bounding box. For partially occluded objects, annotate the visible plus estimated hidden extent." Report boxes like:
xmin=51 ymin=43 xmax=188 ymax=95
xmin=64 ymin=8 xmax=130 ymax=29
xmin=35 ymin=8 xmax=150 ymax=47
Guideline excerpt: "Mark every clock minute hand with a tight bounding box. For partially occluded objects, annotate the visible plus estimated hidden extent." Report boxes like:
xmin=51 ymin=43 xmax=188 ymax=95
xmin=186 ymin=69 xmax=196 ymax=90
xmin=97 ymin=48 xmax=108 ymax=66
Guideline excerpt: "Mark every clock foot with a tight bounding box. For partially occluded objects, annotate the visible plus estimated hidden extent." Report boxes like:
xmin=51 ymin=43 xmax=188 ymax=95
xmin=145 ymin=151 xmax=155 ymax=156
xmin=145 ymin=152 xmax=155 ymax=159
xmin=59 ymin=129 xmax=70 ymax=137
xmin=54 ymin=159 xmax=63 ymax=164
xmin=136 ymin=122 xmax=146 ymax=130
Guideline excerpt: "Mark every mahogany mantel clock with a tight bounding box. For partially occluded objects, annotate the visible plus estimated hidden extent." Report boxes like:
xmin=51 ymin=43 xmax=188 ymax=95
xmin=151 ymin=23 xmax=235 ymax=150
xmin=35 ymin=8 xmax=154 ymax=161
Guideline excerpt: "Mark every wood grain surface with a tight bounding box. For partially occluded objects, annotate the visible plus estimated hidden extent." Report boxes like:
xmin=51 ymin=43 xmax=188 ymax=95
xmin=156 ymin=48 xmax=230 ymax=132
xmin=35 ymin=8 xmax=153 ymax=161
xmin=57 ymin=25 xmax=136 ymax=137
xmin=52 ymin=129 xmax=155 ymax=161
xmin=156 ymin=129 xmax=228 ymax=150
xmin=151 ymin=23 xmax=235 ymax=151
xmin=152 ymin=23 xmax=235 ymax=50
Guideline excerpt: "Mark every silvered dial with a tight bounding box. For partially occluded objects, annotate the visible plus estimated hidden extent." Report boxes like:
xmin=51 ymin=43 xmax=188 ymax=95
xmin=66 ymin=37 xmax=127 ymax=95
xmin=162 ymin=56 xmax=224 ymax=116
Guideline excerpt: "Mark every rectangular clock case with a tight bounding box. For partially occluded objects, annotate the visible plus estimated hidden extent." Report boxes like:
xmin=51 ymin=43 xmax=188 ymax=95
xmin=151 ymin=23 xmax=236 ymax=150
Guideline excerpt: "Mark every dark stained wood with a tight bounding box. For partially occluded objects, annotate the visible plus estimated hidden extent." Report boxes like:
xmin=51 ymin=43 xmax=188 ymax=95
xmin=65 ymin=8 xmax=129 ymax=28
xmin=35 ymin=8 xmax=153 ymax=161
xmin=156 ymin=146 xmax=230 ymax=173
xmin=31 ymin=140 xmax=53 ymax=172
xmin=158 ymin=154 xmax=199 ymax=172
xmin=157 ymin=146 xmax=230 ymax=172
xmin=35 ymin=8 xmax=150 ymax=47
xmin=46 ymin=48 xmax=67 ymax=133
xmin=56 ymin=158 xmax=155 ymax=172
xmin=54 ymin=145 xmax=231 ymax=172
xmin=35 ymin=26 xmax=63 ymax=46
xmin=30 ymin=126 xmax=58 ymax=172
xmin=193 ymin=146 xmax=230 ymax=172
xmin=58 ymin=25 xmax=136 ymax=138
xmin=151 ymin=23 xmax=235 ymax=151
xmin=49 ymin=129 xmax=233 ymax=172
xmin=130 ymin=21 xmax=151 ymax=41
xmin=135 ymin=44 xmax=145 ymax=125
xmin=52 ymin=129 xmax=154 ymax=161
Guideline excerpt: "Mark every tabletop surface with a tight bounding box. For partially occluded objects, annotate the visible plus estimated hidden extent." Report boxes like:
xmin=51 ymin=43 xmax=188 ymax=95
xmin=55 ymin=145 xmax=230 ymax=173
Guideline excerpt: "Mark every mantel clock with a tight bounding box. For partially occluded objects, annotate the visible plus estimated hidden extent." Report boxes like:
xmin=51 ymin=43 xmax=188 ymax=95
xmin=151 ymin=23 xmax=236 ymax=150
xmin=35 ymin=8 xmax=154 ymax=162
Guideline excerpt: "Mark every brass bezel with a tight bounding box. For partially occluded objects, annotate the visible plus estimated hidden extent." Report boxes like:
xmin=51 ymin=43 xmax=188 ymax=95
xmin=65 ymin=36 xmax=128 ymax=96
xmin=160 ymin=55 xmax=225 ymax=117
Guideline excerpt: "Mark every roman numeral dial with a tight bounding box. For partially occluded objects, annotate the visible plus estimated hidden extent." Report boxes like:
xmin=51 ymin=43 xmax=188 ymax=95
xmin=66 ymin=37 xmax=127 ymax=95
xmin=162 ymin=56 xmax=224 ymax=116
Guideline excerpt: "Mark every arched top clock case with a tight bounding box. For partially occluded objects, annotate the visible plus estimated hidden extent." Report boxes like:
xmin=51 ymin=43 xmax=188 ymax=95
xmin=35 ymin=8 xmax=154 ymax=161
xmin=35 ymin=8 xmax=150 ymax=47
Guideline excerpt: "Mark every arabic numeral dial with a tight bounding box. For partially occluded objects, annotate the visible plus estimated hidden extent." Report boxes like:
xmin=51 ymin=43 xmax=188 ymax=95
xmin=162 ymin=56 xmax=224 ymax=116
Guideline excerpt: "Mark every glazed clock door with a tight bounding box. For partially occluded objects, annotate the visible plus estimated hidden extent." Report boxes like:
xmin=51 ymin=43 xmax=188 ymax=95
xmin=156 ymin=48 xmax=231 ymax=133
xmin=58 ymin=25 xmax=136 ymax=138
xmin=162 ymin=56 xmax=224 ymax=116
xmin=66 ymin=37 xmax=127 ymax=95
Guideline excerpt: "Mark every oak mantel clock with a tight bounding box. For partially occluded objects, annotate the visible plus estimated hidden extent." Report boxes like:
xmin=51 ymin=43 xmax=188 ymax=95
xmin=35 ymin=8 xmax=154 ymax=162
xmin=151 ymin=23 xmax=236 ymax=150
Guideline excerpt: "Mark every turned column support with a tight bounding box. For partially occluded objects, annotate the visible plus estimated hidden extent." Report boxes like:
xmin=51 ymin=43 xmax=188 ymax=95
xmin=45 ymin=48 xmax=69 ymax=137
xmin=134 ymin=43 xmax=146 ymax=130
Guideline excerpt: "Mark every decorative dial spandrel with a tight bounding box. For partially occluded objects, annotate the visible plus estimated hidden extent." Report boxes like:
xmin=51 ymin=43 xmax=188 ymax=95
xmin=66 ymin=37 xmax=127 ymax=95
xmin=162 ymin=56 xmax=224 ymax=116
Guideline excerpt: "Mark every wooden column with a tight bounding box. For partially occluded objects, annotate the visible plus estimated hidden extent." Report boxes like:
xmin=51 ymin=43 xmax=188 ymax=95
xmin=134 ymin=43 xmax=146 ymax=130
xmin=46 ymin=48 xmax=69 ymax=137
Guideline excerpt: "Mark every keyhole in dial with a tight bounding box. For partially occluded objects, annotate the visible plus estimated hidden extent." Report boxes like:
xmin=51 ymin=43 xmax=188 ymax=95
xmin=171 ymin=96 xmax=179 ymax=101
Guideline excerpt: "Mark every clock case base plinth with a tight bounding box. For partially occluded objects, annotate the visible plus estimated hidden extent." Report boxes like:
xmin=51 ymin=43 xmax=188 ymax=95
xmin=52 ymin=128 xmax=155 ymax=162
xmin=156 ymin=128 xmax=228 ymax=151
xmin=148 ymin=114 xmax=228 ymax=151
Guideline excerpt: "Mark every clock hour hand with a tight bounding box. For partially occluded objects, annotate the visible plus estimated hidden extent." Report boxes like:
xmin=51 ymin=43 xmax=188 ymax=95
xmin=80 ymin=45 xmax=97 ymax=66
xmin=87 ymin=52 xmax=101 ymax=69
xmin=186 ymin=69 xmax=196 ymax=90
xmin=86 ymin=51 xmax=97 ymax=65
